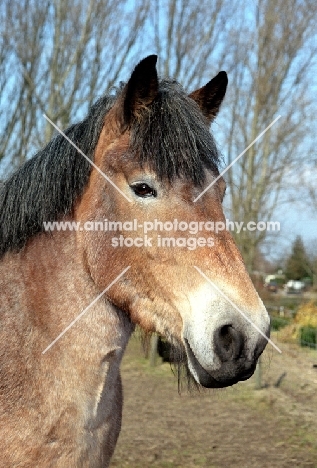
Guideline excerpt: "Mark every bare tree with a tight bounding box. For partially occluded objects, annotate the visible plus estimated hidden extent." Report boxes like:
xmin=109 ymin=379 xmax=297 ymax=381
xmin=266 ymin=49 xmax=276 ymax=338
xmin=0 ymin=2 xmax=24 ymax=168
xmin=150 ymin=0 xmax=238 ymax=89
xmin=304 ymin=158 xmax=317 ymax=213
xmin=0 ymin=0 xmax=149 ymax=171
xmin=221 ymin=0 xmax=317 ymax=271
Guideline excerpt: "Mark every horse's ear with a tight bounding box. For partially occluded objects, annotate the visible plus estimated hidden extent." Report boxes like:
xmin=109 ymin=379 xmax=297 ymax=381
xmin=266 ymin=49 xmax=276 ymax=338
xmin=119 ymin=55 xmax=159 ymax=129
xmin=189 ymin=71 xmax=228 ymax=123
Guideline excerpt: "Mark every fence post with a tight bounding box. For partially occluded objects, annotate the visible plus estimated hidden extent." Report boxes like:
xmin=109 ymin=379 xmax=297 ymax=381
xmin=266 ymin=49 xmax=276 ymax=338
xmin=255 ymin=356 xmax=262 ymax=389
xmin=149 ymin=334 xmax=159 ymax=367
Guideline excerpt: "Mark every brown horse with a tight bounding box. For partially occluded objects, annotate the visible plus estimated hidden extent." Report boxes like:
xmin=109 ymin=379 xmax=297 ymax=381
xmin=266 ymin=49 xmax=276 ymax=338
xmin=0 ymin=56 xmax=270 ymax=467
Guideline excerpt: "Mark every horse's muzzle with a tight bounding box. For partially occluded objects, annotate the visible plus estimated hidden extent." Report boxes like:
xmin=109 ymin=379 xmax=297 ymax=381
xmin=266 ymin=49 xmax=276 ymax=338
xmin=183 ymin=323 xmax=270 ymax=389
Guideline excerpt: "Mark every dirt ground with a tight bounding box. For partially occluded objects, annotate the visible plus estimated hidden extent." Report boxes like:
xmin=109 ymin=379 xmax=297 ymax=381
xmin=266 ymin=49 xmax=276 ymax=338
xmin=110 ymin=331 xmax=317 ymax=468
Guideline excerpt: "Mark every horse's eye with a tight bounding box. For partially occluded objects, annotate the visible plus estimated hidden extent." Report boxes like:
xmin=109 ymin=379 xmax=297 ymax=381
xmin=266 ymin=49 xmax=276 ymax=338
xmin=131 ymin=183 xmax=157 ymax=198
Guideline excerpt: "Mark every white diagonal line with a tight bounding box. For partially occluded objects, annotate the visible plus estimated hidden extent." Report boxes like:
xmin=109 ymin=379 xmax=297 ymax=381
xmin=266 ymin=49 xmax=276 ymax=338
xmin=43 ymin=114 xmax=132 ymax=203
xmin=42 ymin=266 xmax=131 ymax=354
xmin=194 ymin=266 xmax=282 ymax=353
xmin=193 ymin=115 xmax=281 ymax=202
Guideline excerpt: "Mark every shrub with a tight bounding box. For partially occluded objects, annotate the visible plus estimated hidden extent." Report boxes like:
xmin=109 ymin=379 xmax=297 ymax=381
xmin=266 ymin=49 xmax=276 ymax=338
xmin=300 ymin=326 xmax=317 ymax=349
xmin=271 ymin=316 xmax=290 ymax=331
xmin=294 ymin=301 xmax=317 ymax=327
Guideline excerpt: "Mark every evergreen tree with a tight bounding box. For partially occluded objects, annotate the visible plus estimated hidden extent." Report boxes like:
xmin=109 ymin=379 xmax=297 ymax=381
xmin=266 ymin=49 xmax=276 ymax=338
xmin=285 ymin=236 xmax=312 ymax=280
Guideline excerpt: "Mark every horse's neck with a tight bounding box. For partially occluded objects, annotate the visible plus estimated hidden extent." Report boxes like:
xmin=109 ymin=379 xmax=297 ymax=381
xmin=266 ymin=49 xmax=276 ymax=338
xmin=0 ymin=231 xmax=134 ymax=465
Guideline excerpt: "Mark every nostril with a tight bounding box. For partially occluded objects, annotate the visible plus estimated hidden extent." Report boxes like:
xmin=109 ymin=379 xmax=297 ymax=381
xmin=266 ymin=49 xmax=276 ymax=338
xmin=219 ymin=325 xmax=234 ymax=351
xmin=214 ymin=325 xmax=244 ymax=362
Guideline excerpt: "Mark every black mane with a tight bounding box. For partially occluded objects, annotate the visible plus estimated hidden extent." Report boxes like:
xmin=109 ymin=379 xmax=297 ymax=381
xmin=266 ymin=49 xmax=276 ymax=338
xmin=0 ymin=95 xmax=114 ymax=257
xmin=0 ymin=79 xmax=220 ymax=257
xmin=131 ymin=80 xmax=220 ymax=184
